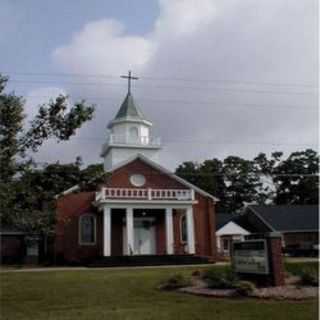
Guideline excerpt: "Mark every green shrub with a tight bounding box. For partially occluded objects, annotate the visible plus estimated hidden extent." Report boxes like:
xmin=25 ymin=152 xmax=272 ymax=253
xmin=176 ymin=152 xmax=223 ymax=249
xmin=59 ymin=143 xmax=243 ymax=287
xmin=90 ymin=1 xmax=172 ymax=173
xmin=159 ymin=273 xmax=191 ymax=290
xmin=299 ymin=268 xmax=319 ymax=287
xmin=202 ymin=268 xmax=238 ymax=289
xmin=235 ymin=281 xmax=256 ymax=296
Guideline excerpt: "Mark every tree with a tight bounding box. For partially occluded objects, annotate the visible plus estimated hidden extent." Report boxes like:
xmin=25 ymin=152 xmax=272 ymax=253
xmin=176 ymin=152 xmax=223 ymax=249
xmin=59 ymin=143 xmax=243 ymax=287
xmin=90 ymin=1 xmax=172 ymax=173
xmin=175 ymin=157 xmax=263 ymax=213
xmin=254 ymin=149 xmax=319 ymax=205
xmin=0 ymin=75 xmax=25 ymax=183
xmin=175 ymin=161 xmax=201 ymax=187
xmin=198 ymin=159 xmax=227 ymax=212
xmin=222 ymin=156 xmax=263 ymax=212
xmin=1 ymin=161 xmax=105 ymax=234
xmin=175 ymin=150 xmax=319 ymax=213
xmin=0 ymin=74 xmax=96 ymax=234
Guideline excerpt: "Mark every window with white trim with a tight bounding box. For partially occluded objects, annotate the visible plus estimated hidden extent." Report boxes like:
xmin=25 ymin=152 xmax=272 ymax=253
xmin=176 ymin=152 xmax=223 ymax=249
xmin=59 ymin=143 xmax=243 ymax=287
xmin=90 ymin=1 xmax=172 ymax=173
xmin=79 ymin=214 xmax=96 ymax=245
xmin=180 ymin=214 xmax=187 ymax=243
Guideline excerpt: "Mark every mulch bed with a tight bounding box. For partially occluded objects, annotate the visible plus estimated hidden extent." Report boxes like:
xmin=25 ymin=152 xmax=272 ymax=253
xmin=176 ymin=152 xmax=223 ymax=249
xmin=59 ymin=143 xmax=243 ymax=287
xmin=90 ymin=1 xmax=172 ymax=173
xmin=178 ymin=276 xmax=318 ymax=300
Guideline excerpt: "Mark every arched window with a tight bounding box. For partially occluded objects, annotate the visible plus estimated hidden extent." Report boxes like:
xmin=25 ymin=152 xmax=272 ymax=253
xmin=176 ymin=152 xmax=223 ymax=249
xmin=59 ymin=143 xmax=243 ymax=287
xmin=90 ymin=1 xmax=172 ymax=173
xmin=129 ymin=126 xmax=139 ymax=142
xmin=180 ymin=214 xmax=187 ymax=243
xmin=79 ymin=214 xmax=96 ymax=245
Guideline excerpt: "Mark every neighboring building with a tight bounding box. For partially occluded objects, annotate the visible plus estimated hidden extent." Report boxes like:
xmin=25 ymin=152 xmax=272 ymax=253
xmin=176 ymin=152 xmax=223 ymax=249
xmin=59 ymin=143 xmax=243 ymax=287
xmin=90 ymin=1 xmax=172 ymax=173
xmin=216 ymin=213 xmax=250 ymax=256
xmin=55 ymin=77 xmax=218 ymax=265
xmin=0 ymin=226 xmax=26 ymax=264
xmin=240 ymin=205 xmax=319 ymax=255
xmin=0 ymin=226 xmax=42 ymax=264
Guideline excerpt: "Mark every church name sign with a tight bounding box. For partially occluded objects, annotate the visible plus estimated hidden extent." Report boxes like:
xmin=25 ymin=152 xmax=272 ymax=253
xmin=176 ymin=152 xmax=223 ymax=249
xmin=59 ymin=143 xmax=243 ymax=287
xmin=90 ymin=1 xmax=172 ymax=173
xmin=232 ymin=239 xmax=269 ymax=275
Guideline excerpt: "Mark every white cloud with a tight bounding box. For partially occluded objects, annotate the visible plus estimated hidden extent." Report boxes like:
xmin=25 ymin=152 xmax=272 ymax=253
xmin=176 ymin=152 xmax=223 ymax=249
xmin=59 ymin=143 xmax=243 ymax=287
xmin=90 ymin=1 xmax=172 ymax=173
xmin=49 ymin=0 xmax=318 ymax=168
xmin=154 ymin=0 xmax=216 ymax=37
xmin=53 ymin=19 xmax=154 ymax=76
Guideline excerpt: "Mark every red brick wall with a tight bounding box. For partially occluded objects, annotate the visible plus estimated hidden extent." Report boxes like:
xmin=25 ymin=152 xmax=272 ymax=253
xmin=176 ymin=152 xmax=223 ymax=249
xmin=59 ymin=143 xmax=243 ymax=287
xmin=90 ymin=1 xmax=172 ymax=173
xmin=55 ymin=192 xmax=102 ymax=263
xmin=101 ymin=159 xmax=188 ymax=190
xmin=156 ymin=214 xmax=166 ymax=255
xmin=173 ymin=209 xmax=186 ymax=254
xmin=267 ymin=236 xmax=285 ymax=286
xmin=172 ymin=197 xmax=217 ymax=257
xmin=193 ymin=194 xmax=216 ymax=257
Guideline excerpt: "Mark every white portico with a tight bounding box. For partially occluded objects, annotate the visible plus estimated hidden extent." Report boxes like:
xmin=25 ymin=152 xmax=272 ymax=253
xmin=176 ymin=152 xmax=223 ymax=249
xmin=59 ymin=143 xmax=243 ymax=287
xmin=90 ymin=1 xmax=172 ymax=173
xmin=95 ymin=184 xmax=197 ymax=256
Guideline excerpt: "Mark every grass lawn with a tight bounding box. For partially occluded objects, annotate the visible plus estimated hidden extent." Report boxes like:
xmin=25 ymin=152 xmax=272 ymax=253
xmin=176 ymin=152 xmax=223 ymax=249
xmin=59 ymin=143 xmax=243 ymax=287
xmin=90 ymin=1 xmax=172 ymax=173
xmin=1 ymin=263 xmax=318 ymax=320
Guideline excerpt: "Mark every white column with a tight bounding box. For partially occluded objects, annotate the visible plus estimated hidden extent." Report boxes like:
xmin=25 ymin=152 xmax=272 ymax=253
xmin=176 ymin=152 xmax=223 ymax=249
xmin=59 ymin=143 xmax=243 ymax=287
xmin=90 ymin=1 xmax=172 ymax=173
xmin=126 ymin=208 xmax=134 ymax=255
xmin=165 ymin=208 xmax=174 ymax=255
xmin=186 ymin=207 xmax=195 ymax=254
xmin=103 ymin=206 xmax=111 ymax=256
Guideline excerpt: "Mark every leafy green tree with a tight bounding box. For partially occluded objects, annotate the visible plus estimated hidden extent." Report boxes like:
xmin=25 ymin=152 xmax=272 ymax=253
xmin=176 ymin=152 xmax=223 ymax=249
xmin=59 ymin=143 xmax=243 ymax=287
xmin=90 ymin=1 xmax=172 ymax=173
xmin=175 ymin=150 xmax=319 ymax=213
xmin=222 ymin=156 xmax=263 ymax=212
xmin=2 ymin=161 xmax=105 ymax=234
xmin=175 ymin=161 xmax=201 ymax=187
xmin=254 ymin=149 xmax=319 ymax=205
xmin=0 ymin=75 xmax=25 ymax=183
xmin=198 ymin=159 xmax=227 ymax=212
xmin=175 ymin=157 xmax=262 ymax=213
xmin=0 ymin=74 xmax=96 ymax=234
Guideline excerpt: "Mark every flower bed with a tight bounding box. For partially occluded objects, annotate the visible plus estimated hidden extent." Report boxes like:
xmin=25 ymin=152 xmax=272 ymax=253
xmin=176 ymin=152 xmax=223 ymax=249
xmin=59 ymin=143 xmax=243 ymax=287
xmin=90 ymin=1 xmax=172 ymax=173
xmin=160 ymin=267 xmax=318 ymax=300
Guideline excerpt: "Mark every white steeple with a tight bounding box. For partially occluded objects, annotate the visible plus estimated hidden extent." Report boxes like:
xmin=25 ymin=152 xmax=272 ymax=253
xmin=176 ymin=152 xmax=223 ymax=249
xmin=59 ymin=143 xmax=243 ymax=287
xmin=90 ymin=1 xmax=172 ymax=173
xmin=101 ymin=72 xmax=162 ymax=171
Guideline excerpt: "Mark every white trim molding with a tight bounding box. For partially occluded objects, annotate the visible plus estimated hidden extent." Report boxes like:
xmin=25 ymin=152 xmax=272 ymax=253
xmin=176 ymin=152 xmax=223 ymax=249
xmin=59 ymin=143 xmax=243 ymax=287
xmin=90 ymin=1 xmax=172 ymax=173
xmin=165 ymin=208 xmax=174 ymax=255
xmin=103 ymin=207 xmax=111 ymax=256
xmin=126 ymin=208 xmax=134 ymax=255
xmin=186 ymin=207 xmax=196 ymax=254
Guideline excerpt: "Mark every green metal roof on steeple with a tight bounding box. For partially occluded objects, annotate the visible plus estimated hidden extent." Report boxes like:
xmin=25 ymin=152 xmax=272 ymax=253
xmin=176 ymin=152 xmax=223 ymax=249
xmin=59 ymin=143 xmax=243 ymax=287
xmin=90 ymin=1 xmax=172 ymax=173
xmin=108 ymin=71 xmax=152 ymax=128
xmin=114 ymin=92 xmax=147 ymax=121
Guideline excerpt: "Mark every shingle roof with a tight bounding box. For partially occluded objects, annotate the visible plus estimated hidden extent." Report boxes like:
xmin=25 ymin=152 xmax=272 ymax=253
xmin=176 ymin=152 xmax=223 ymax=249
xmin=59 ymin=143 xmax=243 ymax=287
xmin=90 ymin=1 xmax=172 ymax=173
xmin=113 ymin=93 xmax=147 ymax=122
xmin=248 ymin=205 xmax=319 ymax=232
xmin=216 ymin=213 xmax=236 ymax=230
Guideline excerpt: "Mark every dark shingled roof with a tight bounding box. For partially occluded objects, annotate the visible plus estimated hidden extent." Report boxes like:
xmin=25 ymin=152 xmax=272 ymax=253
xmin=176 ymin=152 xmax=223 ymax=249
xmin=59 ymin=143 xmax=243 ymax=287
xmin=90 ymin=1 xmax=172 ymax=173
xmin=216 ymin=213 xmax=237 ymax=230
xmin=248 ymin=205 xmax=319 ymax=232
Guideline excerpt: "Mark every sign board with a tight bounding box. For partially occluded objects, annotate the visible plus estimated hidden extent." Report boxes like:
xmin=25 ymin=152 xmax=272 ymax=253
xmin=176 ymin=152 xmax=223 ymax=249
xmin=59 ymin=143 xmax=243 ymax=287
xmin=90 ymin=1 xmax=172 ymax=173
xmin=232 ymin=239 xmax=269 ymax=275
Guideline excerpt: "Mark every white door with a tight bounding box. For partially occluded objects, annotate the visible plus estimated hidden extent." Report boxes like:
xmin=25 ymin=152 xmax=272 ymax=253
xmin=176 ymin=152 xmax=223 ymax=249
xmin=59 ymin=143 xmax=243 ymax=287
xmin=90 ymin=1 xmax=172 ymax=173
xmin=134 ymin=225 xmax=156 ymax=255
xmin=122 ymin=219 xmax=156 ymax=255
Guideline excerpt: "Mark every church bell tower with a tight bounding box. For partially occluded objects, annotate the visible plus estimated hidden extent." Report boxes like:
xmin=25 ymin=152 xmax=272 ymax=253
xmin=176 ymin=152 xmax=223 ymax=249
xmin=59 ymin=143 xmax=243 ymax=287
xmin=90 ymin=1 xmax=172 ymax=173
xmin=101 ymin=71 xmax=162 ymax=171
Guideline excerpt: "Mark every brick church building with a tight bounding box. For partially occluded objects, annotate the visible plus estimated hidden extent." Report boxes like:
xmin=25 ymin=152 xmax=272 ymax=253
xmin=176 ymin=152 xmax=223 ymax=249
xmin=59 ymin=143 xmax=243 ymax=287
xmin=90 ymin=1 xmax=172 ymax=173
xmin=55 ymin=73 xmax=218 ymax=265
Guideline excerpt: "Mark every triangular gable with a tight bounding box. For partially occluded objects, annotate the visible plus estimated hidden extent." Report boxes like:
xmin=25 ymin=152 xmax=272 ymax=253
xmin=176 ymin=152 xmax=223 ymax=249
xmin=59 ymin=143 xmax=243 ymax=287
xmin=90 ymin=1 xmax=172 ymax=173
xmin=105 ymin=154 xmax=219 ymax=201
xmin=216 ymin=221 xmax=250 ymax=236
xmin=59 ymin=154 xmax=219 ymax=201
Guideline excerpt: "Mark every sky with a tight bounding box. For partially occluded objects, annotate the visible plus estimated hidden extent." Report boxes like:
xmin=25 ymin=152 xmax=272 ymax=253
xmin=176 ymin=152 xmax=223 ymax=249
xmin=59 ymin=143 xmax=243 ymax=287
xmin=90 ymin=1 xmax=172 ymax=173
xmin=1 ymin=0 xmax=318 ymax=170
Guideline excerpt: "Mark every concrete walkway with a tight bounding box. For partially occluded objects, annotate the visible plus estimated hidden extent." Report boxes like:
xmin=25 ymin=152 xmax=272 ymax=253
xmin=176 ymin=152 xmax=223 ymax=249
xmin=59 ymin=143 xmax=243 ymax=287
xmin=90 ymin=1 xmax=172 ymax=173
xmin=1 ymin=257 xmax=317 ymax=274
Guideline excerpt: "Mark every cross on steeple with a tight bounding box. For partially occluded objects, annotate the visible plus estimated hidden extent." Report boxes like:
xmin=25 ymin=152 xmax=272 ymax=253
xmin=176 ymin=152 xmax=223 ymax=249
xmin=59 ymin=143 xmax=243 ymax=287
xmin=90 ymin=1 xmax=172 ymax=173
xmin=121 ymin=71 xmax=139 ymax=94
